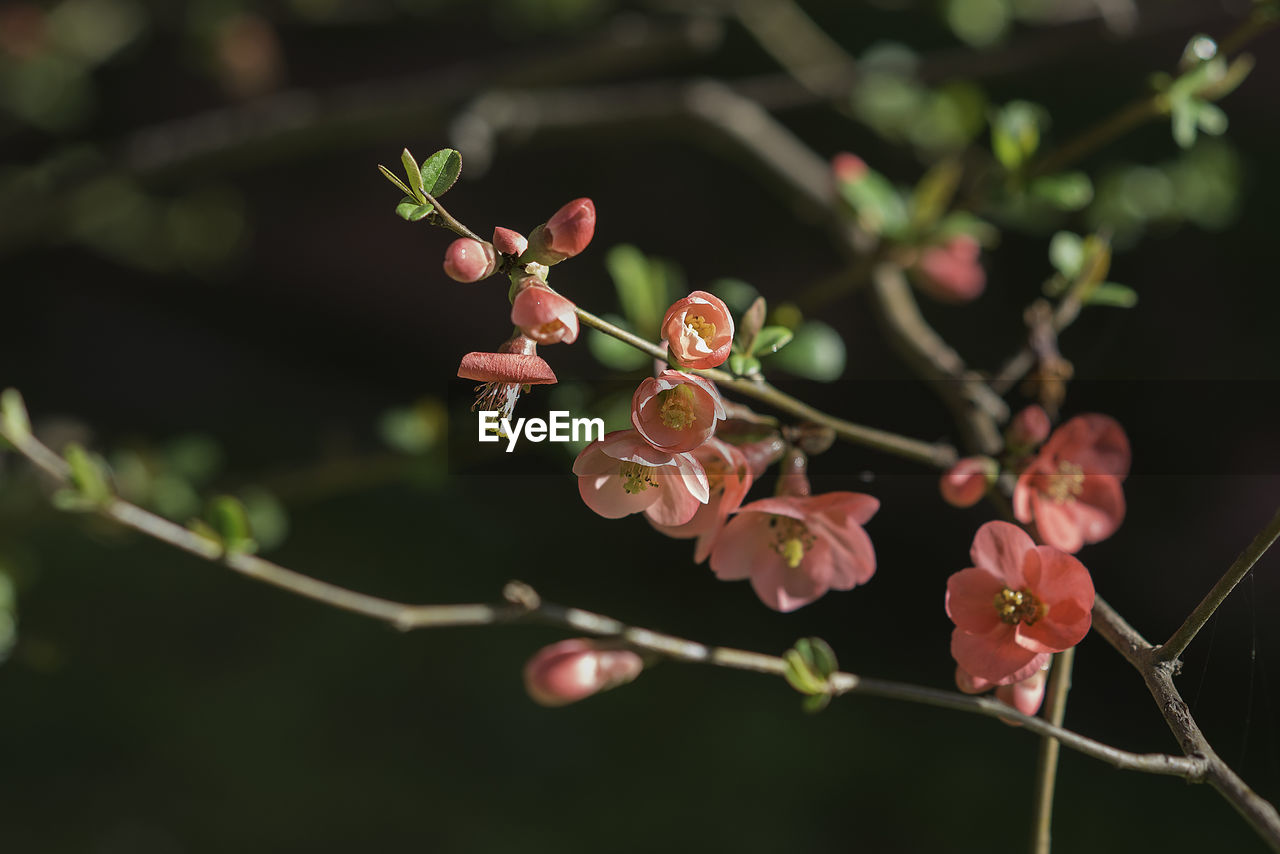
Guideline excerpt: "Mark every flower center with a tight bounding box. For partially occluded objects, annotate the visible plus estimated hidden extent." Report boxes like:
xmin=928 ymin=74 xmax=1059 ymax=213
xmin=768 ymin=515 xmax=815 ymax=569
xmin=658 ymin=384 xmax=698 ymax=430
xmin=619 ymin=462 xmax=658 ymax=495
xmin=1044 ymin=460 xmax=1085 ymax=503
xmin=536 ymin=320 xmax=564 ymax=336
xmin=993 ymin=587 xmax=1042 ymax=625
xmin=685 ymin=314 xmax=716 ymax=344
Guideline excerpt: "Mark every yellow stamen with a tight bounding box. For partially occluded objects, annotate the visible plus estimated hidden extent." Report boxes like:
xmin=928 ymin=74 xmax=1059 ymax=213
xmin=993 ymin=587 xmax=1042 ymax=625
xmin=1044 ymin=460 xmax=1085 ymax=503
xmin=658 ymin=384 xmax=698 ymax=431
xmin=685 ymin=314 xmax=716 ymax=344
xmin=620 ymin=462 xmax=658 ymax=495
xmin=768 ymin=515 xmax=815 ymax=568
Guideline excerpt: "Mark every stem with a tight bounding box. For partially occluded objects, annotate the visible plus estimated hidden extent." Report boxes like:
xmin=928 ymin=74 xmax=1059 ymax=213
xmin=1029 ymin=647 xmax=1075 ymax=854
xmin=573 ymin=306 xmax=958 ymax=469
xmin=421 ymin=190 xmax=484 ymax=243
xmin=1157 ymin=506 xmax=1280 ymax=663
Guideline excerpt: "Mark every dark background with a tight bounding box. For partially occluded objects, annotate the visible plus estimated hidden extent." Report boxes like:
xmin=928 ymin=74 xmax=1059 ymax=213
xmin=1 ymin=1 xmax=1278 ymax=851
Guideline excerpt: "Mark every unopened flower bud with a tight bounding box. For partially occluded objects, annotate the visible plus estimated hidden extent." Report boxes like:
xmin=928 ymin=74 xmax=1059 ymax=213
xmin=913 ymin=235 xmax=985 ymax=303
xmin=521 ymin=198 xmax=596 ymax=265
xmin=443 ymin=238 xmax=497 ymax=283
xmin=831 ymin=152 xmax=868 ymax=184
xmin=939 ymin=456 xmax=997 ymax=507
xmin=1007 ymin=405 xmax=1051 ymax=450
xmin=523 ymin=639 xmax=644 ymax=707
xmin=492 ymin=226 xmax=528 ymax=257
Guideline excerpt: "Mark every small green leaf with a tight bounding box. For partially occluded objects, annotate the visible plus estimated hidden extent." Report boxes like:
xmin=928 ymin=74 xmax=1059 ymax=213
xmin=737 ymin=297 xmax=767 ymax=356
xmin=64 ymin=442 xmax=111 ymax=505
xmin=420 ymin=148 xmax=463 ymax=198
xmin=770 ymin=321 xmax=846 ymax=381
xmin=395 ymin=196 xmax=435 ymax=221
xmin=727 ymin=353 xmax=762 ymax=377
xmin=378 ymin=164 xmax=414 ymax=198
xmin=1 ymin=388 xmax=31 ymax=441
xmin=909 ymin=156 xmax=963 ymax=231
xmin=709 ymin=278 xmax=761 ymax=316
xmin=802 ymin=693 xmax=832 ymax=714
xmin=1029 ymin=172 xmax=1094 ymax=211
xmin=991 ymin=100 xmax=1045 ymax=171
xmin=1048 ymin=231 xmax=1084 ymax=278
xmin=783 ymin=650 xmax=828 ymax=695
xmin=750 ymin=326 xmax=794 ymax=357
xmin=1171 ymin=98 xmax=1199 ymax=149
xmin=587 ymin=317 xmax=651 ymax=372
xmin=208 ymin=495 xmax=257 ymax=556
xmin=400 ymin=148 xmax=424 ymax=198
xmin=1196 ymin=102 xmax=1228 ymax=136
xmin=837 ymin=169 xmax=910 ymax=239
xmin=1085 ymin=282 xmax=1139 ymax=308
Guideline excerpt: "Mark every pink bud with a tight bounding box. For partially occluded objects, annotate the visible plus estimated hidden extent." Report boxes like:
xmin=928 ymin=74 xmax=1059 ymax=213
xmin=1008 ymin=405 xmax=1051 ymax=449
xmin=832 ymin=152 xmax=867 ymax=184
xmin=661 ymin=291 xmax=734 ymax=370
xmin=913 ymin=235 xmax=985 ymax=303
xmin=995 ymin=667 xmax=1049 ymax=718
xmin=443 ymin=238 xmax=497 ymax=283
xmin=544 ymin=197 xmax=595 ymax=257
xmin=492 ymin=227 xmax=528 ymax=257
xmin=523 ymin=639 xmax=644 ymax=707
xmin=511 ymin=278 xmax=579 ymax=345
xmin=939 ymin=456 xmax=996 ymax=507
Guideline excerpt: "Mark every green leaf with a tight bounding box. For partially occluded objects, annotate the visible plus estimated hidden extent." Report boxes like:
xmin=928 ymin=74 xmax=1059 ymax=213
xmin=909 ymin=156 xmax=963 ymax=231
xmin=605 ymin=245 xmax=667 ymax=338
xmin=1171 ymin=98 xmax=1199 ymax=149
xmin=750 ymin=326 xmax=794 ymax=357
xmin=587 ymin=317 xmax=651 ymax=372
xmin=727 ymin=353 xmax=762 ymax=377
xmin=991 ymin=100 xmax=1045 ymax=171
xmin=1196 ymin=102 xmax=1229 ymax=136
xmin=377 ymin=164 xmax=414 ymax=198
xmin=419 ymin=148 xmax=463 ymax=198
xmin=783 ymin=650 xmax=827 ymax=695
xmin=1048 ymin=231 xmax=1084 ymax=278
xmin=64 ymin=442 xmax=111 ymax=505
xmin=1029 ymin=172 xmax=1094 ymax=211
xmin=208 ymin=495 xmax=257 ymax=556
xmin=737 ymin=297 xmax=767 ymax=356
xmin=240 ymin=487 xmax=289 ymax=552
xmin=1085 ymin=282 xmax=1139 ymax=308
xmin=837 ymin=169 xmax=910 ymax=239
xmin=802 ymin=693 xmax=832 ymax=714
xmin=1 ymin=388 xmax=31 ymax=441
xmin=400 ymin=148 xmax=424 ymax=198
xmin=769 ymin=321 xmax=846 ymax=381
xmin=395 ymin=196 xmax=435 ymax=221
xmin=709 ymin=278 xmax=760 ymax=316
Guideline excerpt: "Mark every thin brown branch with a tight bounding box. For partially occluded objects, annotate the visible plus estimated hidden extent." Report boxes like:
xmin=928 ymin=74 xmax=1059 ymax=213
xmin=1030 ymin=647 xmax=1075 ymax=854
xmin=1157 ymin=506 xmax=1280 ymax=663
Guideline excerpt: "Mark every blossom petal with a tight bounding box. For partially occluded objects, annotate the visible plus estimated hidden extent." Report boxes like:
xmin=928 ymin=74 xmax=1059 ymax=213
xmin=951 ymin=626 xmax=1039 ymax=684
xmin=946 ymin=568 xmax=1006 ymax=634
xmin=709 ymin=513 xmax=775 ymax=581
xmin=1071 ymin=476 xmax=1126 ymax=543
xmin=1031 ymin=493 xmax=1085 ymax=554
xmin=969 ymin=521 xmax=1036 ymax=584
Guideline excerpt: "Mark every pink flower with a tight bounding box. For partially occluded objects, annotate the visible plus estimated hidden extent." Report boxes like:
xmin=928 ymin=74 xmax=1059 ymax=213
xmin=946 ymin=521 xmax=1094 ymax=684
xmin=709 ymin=488 xmax=879 ymax=613
xmin=524 ymin=639 xmax=644 ymax=707
xmin=573 ymin=430 xmax=709 ymax=527
xmin=630 ymin=370 xmax=726 ymax=454
xmin=956 ymin=658 xmax=1051 ymax=718
xmin=443 ymin=237 xmax=497 ymax=283
xmin=1013 ymin=414 xmax=1130 ymax=553
xmin=662 ymin=291 xmax=734 ymax=370
xmin=913 ymin=235 xmax=985 ymax=303
xmin=1007 ymin=404 xmax=1051 ymax=450
xmin=457 ymin=333 xmax=557 ymax=421
xmin=649 ymin=438 xmax=753 ymax=563
xmin=523 ymin=198 xmax=596 ymax=265
xmin=511 ymin=278 xmax=579 ymax=345
xmin=492 ymin=226 xmax=528 ymax=256
xmin=939 ymin=456 xmax=996 ymax=508
xmin=831 ymin=152 xmax=868 ymax=184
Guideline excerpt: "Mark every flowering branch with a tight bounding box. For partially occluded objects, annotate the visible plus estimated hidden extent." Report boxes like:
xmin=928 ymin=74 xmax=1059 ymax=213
xmin=573 ymin=306 xmax=958 ymax=469
xmin=1156 ymin=506 xmax=1280 ymax=663
xmin=0 ymin=401 xmax=1210 ymax=782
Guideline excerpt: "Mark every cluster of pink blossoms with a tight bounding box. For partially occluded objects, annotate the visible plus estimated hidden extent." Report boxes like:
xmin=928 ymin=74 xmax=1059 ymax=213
xmin=438 ymin=189 xmax=1129 ymax=717
xmin=574 ymin=291 xmax=879 ymax=613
